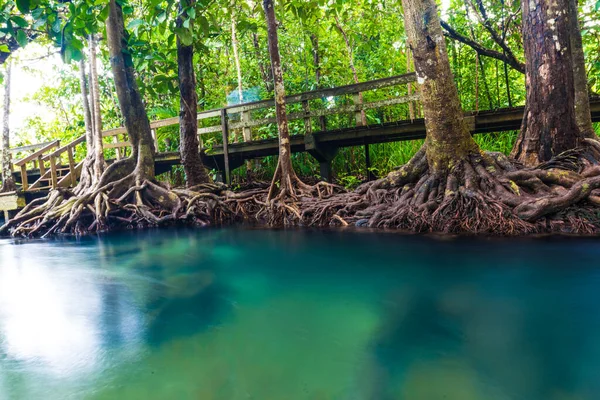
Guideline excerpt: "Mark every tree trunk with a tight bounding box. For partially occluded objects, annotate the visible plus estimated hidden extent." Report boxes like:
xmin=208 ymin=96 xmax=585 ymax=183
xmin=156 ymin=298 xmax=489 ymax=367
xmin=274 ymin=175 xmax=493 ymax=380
xmin=334 ymin=16 xmax=367 ymax=126
xmin=252 ymin=32 xmax=273 ymax=93
xmin=231 ymin=9 xmax=244 ymax=107
xmin=1 ymin=60 xmax=15 ymax=193
xmin=177 ymin=0 xmax=209 ymax=187
xmin=569 ymin=0 xmax=594 ymax=138
xmin=310 ymin=33 xmax=327 ymax=131
xmin=88 ymin=34 xmax=106 ymax=182
xmin=402 ymin=0 xmax=477 ymax=173
xmin=105 ymin=0 xmax=155 ymax=177
xmin=263 ymin=0 xmax=302 ymax=200
xmin=511 ymin=0 xmax=581 ymax=166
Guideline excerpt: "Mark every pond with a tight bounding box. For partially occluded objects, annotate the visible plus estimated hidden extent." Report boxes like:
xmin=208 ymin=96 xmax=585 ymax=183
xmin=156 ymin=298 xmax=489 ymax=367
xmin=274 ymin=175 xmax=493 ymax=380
xmin=1 ymin=228 xmax=600 ymax=399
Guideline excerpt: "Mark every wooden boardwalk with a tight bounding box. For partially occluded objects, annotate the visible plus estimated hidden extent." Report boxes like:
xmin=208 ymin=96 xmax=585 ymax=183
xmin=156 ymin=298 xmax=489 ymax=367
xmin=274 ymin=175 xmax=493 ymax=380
xmin=2 ymin=71 xmax=600 ymax=217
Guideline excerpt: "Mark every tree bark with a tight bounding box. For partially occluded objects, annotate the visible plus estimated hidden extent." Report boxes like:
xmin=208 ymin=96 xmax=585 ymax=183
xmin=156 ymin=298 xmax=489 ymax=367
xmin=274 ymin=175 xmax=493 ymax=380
xmin=263 ymin=0 xmax=301 ymax=199
xmin=177 ymin=0 xmax=209 ymax=186
xmin=310 ymin=33 xmax=327 ymax=131
xmin=403 ymin=0 xmax=477 ymax=173
xmin=511 ymin=0 xmax=582 ymax=166
xmin=569 ymin=0 xmax=594 ymax=138
xmin=231 ymin=8 xmax=244 ymax=107
xmin=1 ymin=60 xmax=16 ymax=193
xmin=105 ymin=0 xmax=155 ymax=177
xmin=88 ymin=35 xmax=106 ymax=182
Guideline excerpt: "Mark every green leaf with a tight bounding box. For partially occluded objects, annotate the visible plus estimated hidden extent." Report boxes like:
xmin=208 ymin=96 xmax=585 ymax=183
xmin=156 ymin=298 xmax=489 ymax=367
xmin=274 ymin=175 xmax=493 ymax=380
xmin=183 ymin=18 xmax=190 ymax=28
xmin=16 ymin=30 xmax=28 ymax=47
xmin=52 ymin=18 xmax=61 ymax=33
xmin=11 ymin=16 xmax=28 ymax=28
xmin=99 ymin=5 xmax=110 ymax=21
xmin=16 ymin=0 xmax=30 ymax=14
xmin=156 ymin=11 xmax=167 ymax=24
xmin=0 ymin=44 xmax=9 ymax=53
xmin=127 ymin=18 xmax=144 ymax=30
xmin=596 ymin=0 xmax=600 ymax=11
xmin=174 ymin=27 xmax=192 ymax=46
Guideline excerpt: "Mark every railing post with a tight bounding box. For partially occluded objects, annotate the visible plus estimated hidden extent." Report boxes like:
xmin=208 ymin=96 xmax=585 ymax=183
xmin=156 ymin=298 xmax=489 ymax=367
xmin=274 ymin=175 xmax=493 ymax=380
xmin=241 ymin=110 xmax=252 ymax=142
xmin=37 ymin=155 xmax=45 ymax=177
xmin=49 ymin=155 xmax=58 ymax=189
xmin=114 ymin=134 xmax=122 ymax=160
xmin=67 ymin=146 xmax=76 ymax=187
xmin=302 ymin=100 xmax=312 ymax=134
xmin=353 ymin=92 xmax=363 ymax=126
xmin=20 ymin=164 xmax=28 ymax=191
xmin=220 ymin=109 xmax=231 ymax=185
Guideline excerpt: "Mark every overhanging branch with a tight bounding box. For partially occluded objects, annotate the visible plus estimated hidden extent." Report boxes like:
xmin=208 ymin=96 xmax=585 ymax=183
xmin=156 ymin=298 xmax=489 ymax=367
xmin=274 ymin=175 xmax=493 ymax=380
xmin=441 ymin=20 xmax=525 ymax=74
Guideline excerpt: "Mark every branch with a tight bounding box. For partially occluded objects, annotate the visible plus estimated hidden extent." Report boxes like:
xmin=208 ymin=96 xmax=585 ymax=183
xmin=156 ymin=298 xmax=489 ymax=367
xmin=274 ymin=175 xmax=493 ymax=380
xmin=441 ymin=20 xmax=525 ymax=74
xmin=467 ymin=0 xmax=521 ymax=65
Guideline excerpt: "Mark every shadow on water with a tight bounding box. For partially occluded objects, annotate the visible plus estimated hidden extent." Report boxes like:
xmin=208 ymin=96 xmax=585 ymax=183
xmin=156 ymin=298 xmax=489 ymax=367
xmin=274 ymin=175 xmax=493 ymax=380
xmin=96 ymin=228 xmax=234 ymax=347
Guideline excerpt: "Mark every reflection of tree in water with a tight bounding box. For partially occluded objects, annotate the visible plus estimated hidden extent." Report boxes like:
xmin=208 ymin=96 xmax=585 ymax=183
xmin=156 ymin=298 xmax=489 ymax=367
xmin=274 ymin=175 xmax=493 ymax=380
xmin=367 ymin=269 xmax=600 ymax=400
xmin=145 ymin=272 xmax=231 ymax=346
xmin=98 ymin=230 xmax=234 ymax=347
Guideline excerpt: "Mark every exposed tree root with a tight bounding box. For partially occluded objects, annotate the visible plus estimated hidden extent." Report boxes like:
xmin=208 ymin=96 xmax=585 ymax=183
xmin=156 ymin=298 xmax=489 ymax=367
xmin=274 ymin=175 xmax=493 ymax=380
xmin=0 ymin=169 xmax=231 ymax=238
xmin=299 ymin=142 xmax=600 ymax=235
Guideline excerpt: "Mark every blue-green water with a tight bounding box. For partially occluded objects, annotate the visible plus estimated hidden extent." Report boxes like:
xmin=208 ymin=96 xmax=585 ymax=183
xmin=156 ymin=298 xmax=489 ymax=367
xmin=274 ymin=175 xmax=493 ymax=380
xmin=1 ymin=228 xmax=600 ymax=399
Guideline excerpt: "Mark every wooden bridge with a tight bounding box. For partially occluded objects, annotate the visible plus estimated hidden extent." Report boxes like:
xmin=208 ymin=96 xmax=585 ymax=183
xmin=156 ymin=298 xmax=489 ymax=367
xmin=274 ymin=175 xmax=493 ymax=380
xmin=2 ymin=71 xmax=600 ymax=217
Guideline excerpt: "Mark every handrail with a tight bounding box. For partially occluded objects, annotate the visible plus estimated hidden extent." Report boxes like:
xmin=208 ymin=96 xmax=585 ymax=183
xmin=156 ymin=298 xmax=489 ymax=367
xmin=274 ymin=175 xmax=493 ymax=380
xmin=9 ymin=141 xmax=55 ymax=154
xmin=226 ymin=72 xmax=417 ymax=114
xmin=100 ymin=72 xmax=418 ymax=138
xmin=14 ymin=140 xmax=60 ymax=167
xmin=41 ymin=135 xmax=86 ymax=161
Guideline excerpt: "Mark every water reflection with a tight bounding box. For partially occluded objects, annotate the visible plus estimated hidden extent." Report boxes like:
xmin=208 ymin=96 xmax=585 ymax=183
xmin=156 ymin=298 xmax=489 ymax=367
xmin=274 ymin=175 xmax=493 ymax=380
xmin=0 ymin=229 xmax=600 ymax=399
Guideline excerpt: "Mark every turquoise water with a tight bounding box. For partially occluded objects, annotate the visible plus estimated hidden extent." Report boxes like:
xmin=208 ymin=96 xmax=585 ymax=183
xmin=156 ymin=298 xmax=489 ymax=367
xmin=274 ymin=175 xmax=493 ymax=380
xmin=1 ymin=228 xmax=600 ymax=399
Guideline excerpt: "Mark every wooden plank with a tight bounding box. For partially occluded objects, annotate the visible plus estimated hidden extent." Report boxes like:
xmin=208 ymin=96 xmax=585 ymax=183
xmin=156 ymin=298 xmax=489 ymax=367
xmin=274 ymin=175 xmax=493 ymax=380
xmin=197 ymin=125 xmax=224 ymax=135
xmin=221 ymin=109 xmax=230 ymax=185
xmin=67 ymin=147 xmax=76 ymax=187
xmin=102 ymin=127 xmax=128 ymax=137
xmin=104 ymin=141 xmax=131 ymax=149
xmin=0 ymin=192 xmax=26 ymax=211
xmin=302 ymin=100 xmax=312 ymax=134
xmin=114 ymin=134 xmax=122 ymax=159
xmin=226 ymin=72 xmax=417 ymax=114
xmin=38 ymin=155 xmax=45 ymax=176
xmin=229 ymin=94 xmax=420 ymax=130
xmin=9 ymin=141 xmax=54 ymax=154
xmin=58 ymin=160 xmax=84 ymax=188
xmin=14 ymin=140 xmax=60 ymax=167
xmin=353 ymin=93 xmax=363 ymax=126
xmin=41 ymin=135 xmax=86 ymax=161
xmin=49 ymin=156 xmax=58 ymax=189
xmin=20 ymin=164 xmax=28 ymax=191
xmin=41 ymin=135 xmax=86 ymax=160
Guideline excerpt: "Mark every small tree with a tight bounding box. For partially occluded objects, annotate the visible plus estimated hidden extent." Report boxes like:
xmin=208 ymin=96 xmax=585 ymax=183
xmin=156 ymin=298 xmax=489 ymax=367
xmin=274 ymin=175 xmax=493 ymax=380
xmin=1 ymin=60 xmax=16 ymax=193
xmin=177 ymin=0 xmax=210 ymax=186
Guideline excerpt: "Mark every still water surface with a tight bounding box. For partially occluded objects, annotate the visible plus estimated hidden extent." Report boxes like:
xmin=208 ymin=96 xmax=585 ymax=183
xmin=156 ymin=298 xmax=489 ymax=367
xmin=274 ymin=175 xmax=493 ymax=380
xmin=0 ymin=228 xmax=600 ymax=399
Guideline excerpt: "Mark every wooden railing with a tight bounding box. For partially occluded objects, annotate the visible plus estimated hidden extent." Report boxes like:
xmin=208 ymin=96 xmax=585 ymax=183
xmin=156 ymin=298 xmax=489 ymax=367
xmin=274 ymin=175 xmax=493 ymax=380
xmin=12 ymin=135 xmax=86 ymax=191
xmin=8 ymin=72 xmax=419 ymax=191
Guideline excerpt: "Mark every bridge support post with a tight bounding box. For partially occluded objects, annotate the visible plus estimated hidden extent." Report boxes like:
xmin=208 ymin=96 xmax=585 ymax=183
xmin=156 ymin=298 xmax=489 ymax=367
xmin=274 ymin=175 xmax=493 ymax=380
xmin=305 ymin=130 xmax=338 ymax=182
xmin=365 ymin=143 xmax=375 ymax=181
xmin=220 ymin=109 xmax=231 ymax=185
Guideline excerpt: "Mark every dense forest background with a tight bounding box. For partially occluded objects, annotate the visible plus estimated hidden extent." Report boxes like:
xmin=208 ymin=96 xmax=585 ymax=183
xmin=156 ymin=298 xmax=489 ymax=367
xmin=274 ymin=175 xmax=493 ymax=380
xmin=3 ymin=0 xmax=600 ymax=187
